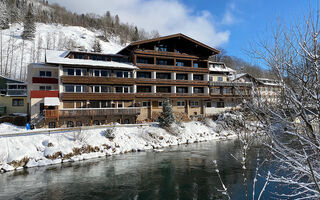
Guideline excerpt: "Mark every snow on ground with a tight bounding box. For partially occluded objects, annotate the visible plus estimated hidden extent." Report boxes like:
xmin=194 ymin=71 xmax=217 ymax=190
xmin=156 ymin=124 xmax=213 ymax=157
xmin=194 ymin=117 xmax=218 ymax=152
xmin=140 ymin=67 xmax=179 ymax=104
xmin=0 ymin=121 xmax=236 ymax=173
xmin=0 ymin=123 xmax=25 ymax=135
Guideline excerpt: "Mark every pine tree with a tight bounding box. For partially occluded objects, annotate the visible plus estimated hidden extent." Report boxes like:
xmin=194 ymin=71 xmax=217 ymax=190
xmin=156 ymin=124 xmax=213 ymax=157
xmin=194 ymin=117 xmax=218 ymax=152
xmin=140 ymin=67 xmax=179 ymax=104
xmin=92 ymin=38 xmax=102 ymax=53
xmin=159 ymin=99 xmax=176 ymax=128
xmin=21 ymin=4 xmax=36 ymax=40
xmin=0 ymin=1 xmax=9 ymax=29
xmin=132 ymin=26 xmax=139 ymax=41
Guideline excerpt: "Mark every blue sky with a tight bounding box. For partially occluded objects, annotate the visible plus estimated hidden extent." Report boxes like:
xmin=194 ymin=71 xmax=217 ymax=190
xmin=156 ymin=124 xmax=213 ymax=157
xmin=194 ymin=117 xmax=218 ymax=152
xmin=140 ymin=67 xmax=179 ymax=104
xmin=50 ymin=0 xmax=313 ymax=67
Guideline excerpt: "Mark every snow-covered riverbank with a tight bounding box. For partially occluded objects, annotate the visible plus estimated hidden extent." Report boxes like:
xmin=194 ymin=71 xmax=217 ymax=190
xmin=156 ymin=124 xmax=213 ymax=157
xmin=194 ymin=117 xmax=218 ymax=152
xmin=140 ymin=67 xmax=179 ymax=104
xmin=0 ymin=120 xmax=236 ymax=173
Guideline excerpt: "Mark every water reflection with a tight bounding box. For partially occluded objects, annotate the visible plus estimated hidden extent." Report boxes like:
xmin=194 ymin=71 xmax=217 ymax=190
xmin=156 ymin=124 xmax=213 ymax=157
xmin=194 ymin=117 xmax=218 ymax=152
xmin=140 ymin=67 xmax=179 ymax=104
xmin=0 ymin=139 xmax=266 ymax=200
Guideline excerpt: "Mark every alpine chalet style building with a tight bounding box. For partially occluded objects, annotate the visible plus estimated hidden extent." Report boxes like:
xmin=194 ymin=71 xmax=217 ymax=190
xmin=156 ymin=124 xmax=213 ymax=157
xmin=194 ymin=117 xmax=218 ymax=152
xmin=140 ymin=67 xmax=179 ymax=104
xmin=27 ymin=34 xmax=255 ymax=128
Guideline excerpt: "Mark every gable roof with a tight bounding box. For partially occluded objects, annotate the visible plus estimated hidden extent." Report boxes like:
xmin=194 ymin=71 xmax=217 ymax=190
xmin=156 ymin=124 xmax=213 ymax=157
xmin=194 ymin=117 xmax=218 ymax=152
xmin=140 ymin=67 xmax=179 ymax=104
xmin=117 ymin=33 xmax=220 ymax=55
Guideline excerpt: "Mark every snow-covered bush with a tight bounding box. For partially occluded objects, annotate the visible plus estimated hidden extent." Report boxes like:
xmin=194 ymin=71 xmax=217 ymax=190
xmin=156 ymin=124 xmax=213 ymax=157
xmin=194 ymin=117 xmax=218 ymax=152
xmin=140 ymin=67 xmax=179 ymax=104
xmin=103 ymin=127 xmax=116 ymax=140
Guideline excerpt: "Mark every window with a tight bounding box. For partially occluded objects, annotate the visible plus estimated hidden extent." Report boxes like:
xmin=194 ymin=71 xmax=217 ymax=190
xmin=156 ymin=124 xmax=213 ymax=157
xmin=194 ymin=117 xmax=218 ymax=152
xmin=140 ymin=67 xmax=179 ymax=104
xmin=118 ymin=102 xmax=123 ymax=108
xmin=76 ymin=69 xmax=81 ymax=76
xmin=115 ymin=87 xmax=123 ymax=93
xmin=156 ymin=73 xmax=171 ymax=79
xmin=101 ymin=86 xmax=111 ymax=93
xmin=90 ymin=101 xmax=100 ymax=108
xmin=65 ymin=85 xmax=74 ymax=92
xmin=137 ymin=86 xmax=151 ymax=93
xmin=193 ymin=62 xmax=199 ymax=68
xmin=12 ymin=99 xmax=24 ymax=107
xmin=76 ymin=86 xmax=82 ymax=93
xmin=68 ymin=68 xmax=74 ymax=76
xmin=158 ymin=101 xmax=163 ymax=107
xmin=39 ymin=71 xmax=52 ymax=77
xmin=223 ymin=88 xmax=232 ymax=94
xmin=217 ymin=101 xmax=225 ymax=108
xmin=211 ymin=88 xmax=221 ymax=95
xmin=67 ymin=121 xmax=74 ymax=127
xmin=156 ymin=44 xmax=167 ymax=52
xmin=76 ymin=121 xmax=82 ymax=127
xmin=177 ymin=101 xmax=185 ymax=106
xmin=157 ymin=86 xmax=171 ymax=93
xmin=176 ymin=61 xmax=184 ymax=67
xmin=176 ymin=74 xmax=188 ymax=80
xmin=39 ymin=86 xmax=52 ymax=91
xmin=101 ymin=70 xmax=111 ymax=77
xmin=94 ymin=86 xmax=100 ymax=93
xmin=65 ymin=85 xmax=86 ymax=93
xmin=115 ymin=71 xmax=131 ymax=78
xmin=177 ymin=87 xmax=188 ymax=93
xmin=193 ymin=75 xmax=204 ymax=81
xmin=137 ymin=58 xmax=149 ymax=64
xmin=157 ymin=59 xmax=168 ymax=65
xmin=206 ymin=102 xmax=212 ymax=107
xmin=194 ymin=87 xmax=204 ymax=94
xmin=190 ymin=101 xmax=199 ymax=107
xmin=137 ymin=72 xmax=151 ymax=78
xmin=94 ymin=70 xmax=100 ymax=77
xmin=142 ymin=101 xmax=151 ymax=107
xmin=217 ymin=77 xmax=223 ymax=82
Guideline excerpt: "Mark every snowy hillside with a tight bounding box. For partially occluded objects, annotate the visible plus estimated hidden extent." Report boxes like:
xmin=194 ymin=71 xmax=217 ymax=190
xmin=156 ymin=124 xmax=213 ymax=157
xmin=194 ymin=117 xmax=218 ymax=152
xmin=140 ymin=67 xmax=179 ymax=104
xmin=0 ymin=23 xmax=125 ymax=81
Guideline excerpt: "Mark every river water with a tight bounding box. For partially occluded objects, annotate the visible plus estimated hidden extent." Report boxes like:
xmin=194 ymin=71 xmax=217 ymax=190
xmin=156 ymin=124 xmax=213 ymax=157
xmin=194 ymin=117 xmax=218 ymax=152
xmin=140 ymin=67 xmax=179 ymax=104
xmin=0 ymin=139 xmax=274 ymax=200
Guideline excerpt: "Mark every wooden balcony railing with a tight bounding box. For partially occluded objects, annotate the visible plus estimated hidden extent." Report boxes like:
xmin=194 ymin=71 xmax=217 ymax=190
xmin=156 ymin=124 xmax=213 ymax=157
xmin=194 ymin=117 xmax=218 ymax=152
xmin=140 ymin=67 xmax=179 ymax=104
xmin=135 ymin=78 xmax=209 ymax=86
xmin=59 ymin=107 xmax=141 ymax=118
xmin=135 ymin=93 xmax=210 ymax=98
xmin=45 ymin=110 xmax=59 ymax=118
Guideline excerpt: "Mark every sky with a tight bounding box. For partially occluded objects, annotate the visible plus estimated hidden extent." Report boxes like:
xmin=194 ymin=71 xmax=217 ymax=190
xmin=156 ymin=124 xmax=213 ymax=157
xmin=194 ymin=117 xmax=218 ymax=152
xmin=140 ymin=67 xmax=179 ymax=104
xmin=48 ymin=0 xmax=314 ymax=67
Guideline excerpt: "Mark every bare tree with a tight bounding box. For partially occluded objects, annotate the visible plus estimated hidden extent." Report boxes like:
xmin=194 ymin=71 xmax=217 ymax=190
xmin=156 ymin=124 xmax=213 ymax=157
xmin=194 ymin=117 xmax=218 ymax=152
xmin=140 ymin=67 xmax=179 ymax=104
xmin=247 ymin=3 xmax=320 ymax=199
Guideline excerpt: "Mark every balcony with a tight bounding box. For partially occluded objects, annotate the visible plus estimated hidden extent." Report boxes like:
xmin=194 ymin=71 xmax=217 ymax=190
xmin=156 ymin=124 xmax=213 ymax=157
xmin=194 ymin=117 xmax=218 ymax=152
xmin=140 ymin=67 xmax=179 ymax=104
xmin=7 ymin=89 xmax=27 ymax=96
xmin=61 ymin=92 xmax=135 ymax=101
xmin=210 ymin=81 xmax=253 ymax=87
xmin=30 ymin=90 xmax=59 ymax=98
xmin=61 ymin=76 xmax=135 ymax=85
xmin=32 ymin=77 xmax=58 ymax=84
xmin=45 ymin=110 xmax=59 ymax=118
xmin=135 ymin=78 xmax=209 ymax=86
xmin=135 ymin=93 xmax=209 ymax=98
xmin=59 ymin=107 xmax=141 ymax=118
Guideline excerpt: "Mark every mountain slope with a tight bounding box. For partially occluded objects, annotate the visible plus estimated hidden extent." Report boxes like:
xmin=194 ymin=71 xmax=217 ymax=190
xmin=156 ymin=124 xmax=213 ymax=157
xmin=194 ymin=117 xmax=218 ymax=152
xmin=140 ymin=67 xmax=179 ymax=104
xmin=0 ymin=23 xmax=125 ymax=81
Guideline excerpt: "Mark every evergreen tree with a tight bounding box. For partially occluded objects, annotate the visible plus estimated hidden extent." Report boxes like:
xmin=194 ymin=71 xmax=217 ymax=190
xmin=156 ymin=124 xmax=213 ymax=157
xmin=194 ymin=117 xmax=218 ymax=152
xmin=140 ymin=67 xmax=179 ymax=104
xmin=21 ymin=4 xmax=36 ymax=40
xmin=132 ymin=26 xmax=139 ymax=41
xmin=0 ymin=1 xmax=9 ymax=29
xmin=92 ymin=38 xmax=102 ymax=53
xmin=159 ymin=99 xmax=176 ymax=128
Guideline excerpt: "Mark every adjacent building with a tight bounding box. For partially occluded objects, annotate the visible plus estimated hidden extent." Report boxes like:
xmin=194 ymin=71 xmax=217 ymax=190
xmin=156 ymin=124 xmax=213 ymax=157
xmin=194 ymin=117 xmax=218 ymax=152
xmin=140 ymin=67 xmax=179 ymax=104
xmin=0 ymin=75 xmax=27 ymax=116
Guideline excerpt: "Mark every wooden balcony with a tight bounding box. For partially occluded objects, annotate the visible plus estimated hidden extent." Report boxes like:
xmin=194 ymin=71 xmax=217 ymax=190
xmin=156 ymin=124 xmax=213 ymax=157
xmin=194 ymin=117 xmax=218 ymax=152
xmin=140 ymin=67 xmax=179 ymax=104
xmin=61 ymin=76 xmax=135 ymax=85
xmin=135 ymin=78 xmax=209 ymax=86
xmin=135 ymin=93 xmax=210 ymax=99
xmin=59 ymin=107 xmax=141 ymax=118
xmin=134 ymin=49 xmax=200 ymax=59
xmin=30 ymin=90 xmax=59 ymax=98
xmin=210 ymin=81 xmax=253 ymax=87
xmin=136 ymin=63 xmax=209 ymax=73
xmin=45 ymin=110 xmax=59 ymax=119
xmin=61 ymin=92 xmax=135 ymax=101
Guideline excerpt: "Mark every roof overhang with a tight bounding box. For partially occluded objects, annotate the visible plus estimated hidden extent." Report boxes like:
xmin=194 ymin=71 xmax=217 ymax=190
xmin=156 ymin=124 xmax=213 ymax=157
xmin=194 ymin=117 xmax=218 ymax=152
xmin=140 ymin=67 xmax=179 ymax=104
xmin=44 ymin=97 xmax=60 ymax=106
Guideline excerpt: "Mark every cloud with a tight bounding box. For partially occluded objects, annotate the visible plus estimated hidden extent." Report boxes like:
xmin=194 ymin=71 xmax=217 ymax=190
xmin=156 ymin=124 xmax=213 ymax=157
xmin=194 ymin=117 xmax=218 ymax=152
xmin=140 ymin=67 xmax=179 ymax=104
xmin=221 ymin=2 xmax=240 ymax=25
xmin=49 ymin=0 xmax=230 ymax=47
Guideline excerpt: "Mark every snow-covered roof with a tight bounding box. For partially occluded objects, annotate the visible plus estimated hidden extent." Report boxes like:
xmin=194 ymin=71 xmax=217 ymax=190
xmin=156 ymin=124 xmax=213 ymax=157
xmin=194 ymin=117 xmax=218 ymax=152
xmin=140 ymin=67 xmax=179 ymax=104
xmin=44 ymin=97 xmax=60 ymax=106
xmin=45 ymin=50 xmax=138 ymax=70
xmin=0 ymin=75 xmax=24 ymax=84
xmin=209 ymin=62 xmax=235 ymax=73
xmin=230 ymin=73 xmax=248 ymax=81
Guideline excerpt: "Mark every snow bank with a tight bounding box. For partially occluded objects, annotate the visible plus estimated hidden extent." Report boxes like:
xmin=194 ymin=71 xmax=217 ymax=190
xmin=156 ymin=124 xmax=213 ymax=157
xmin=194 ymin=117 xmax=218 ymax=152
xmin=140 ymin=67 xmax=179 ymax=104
xmin=0 ymin=123 xmax=25 ymax=135
xmin=0 ymin=121 xmax=236 ymax=173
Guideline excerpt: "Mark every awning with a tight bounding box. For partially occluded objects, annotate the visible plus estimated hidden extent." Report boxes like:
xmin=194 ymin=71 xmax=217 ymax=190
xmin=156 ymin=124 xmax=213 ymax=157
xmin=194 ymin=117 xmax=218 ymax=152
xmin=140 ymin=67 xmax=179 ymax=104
xmin=44 ymin=97 xmax=60 ymax=106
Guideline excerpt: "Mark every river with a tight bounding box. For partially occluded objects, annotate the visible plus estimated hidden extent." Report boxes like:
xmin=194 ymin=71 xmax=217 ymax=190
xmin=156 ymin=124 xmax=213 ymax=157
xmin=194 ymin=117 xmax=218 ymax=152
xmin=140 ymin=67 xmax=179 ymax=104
xmin=0 ymin=139 xmax=275 ymax=200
